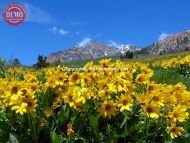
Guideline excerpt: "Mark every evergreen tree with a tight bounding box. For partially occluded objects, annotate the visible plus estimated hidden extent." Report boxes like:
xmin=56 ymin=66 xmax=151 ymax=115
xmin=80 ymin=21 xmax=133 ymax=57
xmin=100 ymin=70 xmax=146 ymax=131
xmin=126 ymin=51 xmax=134 ymax=59
xmin=34 ymin=55 xmax=49 ymax=69
xmin=12 ymin=58 xmax=21 ymax=67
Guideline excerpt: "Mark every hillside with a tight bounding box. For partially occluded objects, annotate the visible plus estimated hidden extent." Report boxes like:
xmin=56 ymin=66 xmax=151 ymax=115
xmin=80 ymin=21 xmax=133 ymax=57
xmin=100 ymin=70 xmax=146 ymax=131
xmin=46 ymin=41 xmax=139 ymax=63
xmin=142 ymin=30 xmax=190 ymax=54
xmin=46 ymin=30 xmax=190 ymax=63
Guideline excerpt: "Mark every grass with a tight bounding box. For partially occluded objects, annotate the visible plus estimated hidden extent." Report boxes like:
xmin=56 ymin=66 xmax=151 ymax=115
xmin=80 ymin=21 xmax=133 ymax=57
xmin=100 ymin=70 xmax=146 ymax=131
xmin=52 ymin=56 xmax=120 ymax=68
xmin=125 ymin=51 xmax=190 ymax=63
xmin=54 ymin=51 xmax=190 ymax=68
xmin=57 ymin=51 xmax=190 ymax=89
xmin=152 ymin=67 xmax=190 ymax=90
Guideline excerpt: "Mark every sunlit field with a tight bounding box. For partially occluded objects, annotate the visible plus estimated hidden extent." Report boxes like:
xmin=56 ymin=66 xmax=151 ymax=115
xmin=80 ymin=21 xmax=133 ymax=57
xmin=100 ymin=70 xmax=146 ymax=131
xmin=1 ymin=53 xmax=190 ymax=142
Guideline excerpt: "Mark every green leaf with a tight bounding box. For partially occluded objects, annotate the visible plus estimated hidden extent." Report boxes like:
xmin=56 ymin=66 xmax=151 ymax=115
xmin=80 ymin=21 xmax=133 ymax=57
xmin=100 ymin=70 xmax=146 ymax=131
xmin=51 ymin=131 xmax=63 ymax=143
xmin=89 ymin=114 xmax=101 ymax=142
xmin=0 ymin=127 xmax=10 ymax=142
xmin=56 ymin=105 xmax=70 ymax=125
xmin=120 ymin=116 xmax=127 ymax=128
xmin=8 ymin=133 xmax=19 ymax=143
xmin=89 ymin=115 xmax=99 ymax=132
xmin=74 ymin=136 xmax=86 ymax=142
xmin=116 ymin=130 xmax=129 ymax=138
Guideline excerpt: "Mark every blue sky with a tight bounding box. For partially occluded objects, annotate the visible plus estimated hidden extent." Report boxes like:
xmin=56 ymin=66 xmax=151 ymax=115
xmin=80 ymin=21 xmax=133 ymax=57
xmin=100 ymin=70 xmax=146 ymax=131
xmin=1 ymin=0 xmax=190 ymax=65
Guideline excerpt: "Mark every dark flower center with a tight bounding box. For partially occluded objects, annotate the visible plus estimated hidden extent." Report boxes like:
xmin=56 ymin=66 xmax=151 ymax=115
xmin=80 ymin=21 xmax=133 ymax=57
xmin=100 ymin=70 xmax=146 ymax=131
xmin=146 ymin=106 xmax=153 ymax=113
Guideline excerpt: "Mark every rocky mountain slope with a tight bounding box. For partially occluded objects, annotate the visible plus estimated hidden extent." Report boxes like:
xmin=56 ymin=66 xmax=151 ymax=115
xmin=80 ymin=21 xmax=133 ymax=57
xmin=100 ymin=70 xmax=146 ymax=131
xmin=141 ymin=30 xmax=190 ymax=54
xmin=46 ymin=41 xmax=140 ymax=63
xmin=46 ymin=30 xmax=190 ymax=63
xmin=117 ymin=44 xmax=141 ymax=54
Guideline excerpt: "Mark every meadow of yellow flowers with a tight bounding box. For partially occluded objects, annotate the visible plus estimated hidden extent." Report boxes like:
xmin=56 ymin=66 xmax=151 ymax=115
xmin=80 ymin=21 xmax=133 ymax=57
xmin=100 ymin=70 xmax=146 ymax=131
xmin=1 ymin=57 xmax=190 ymax=142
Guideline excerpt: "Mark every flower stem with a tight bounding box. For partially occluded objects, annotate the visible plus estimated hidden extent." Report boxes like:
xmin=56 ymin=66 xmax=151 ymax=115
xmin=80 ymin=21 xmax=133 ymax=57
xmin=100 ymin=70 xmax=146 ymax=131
xmin=28 ymin=113 xmax=37 ymax=143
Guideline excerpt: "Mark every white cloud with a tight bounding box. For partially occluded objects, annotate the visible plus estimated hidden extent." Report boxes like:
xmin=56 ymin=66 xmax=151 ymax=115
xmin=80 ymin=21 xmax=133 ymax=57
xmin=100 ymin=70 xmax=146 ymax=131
xmin=107 ymin=40 xmax=121 ymax=48
xmin=58 ymin=29 xmax=69 ymax=36
xmin=77 ymin=38 xmax=92 ymax=47
xmin=50 ymin=26 xmax=58 ymax=34
xmin=24 ymin=3 xmax=55 ymax=24
xmin=49 ymin=26 xmax=69 ymax=36
xmin=159 ymin=33 xmax=171 ymax=41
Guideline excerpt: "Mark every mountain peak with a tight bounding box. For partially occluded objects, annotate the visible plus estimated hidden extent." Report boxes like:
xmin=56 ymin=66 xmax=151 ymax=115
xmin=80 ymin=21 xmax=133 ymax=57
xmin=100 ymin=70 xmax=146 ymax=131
xmin=46 ymin=41 xmax=140 ymax=63
xmin=46 ymin=41 xmax=116 ymax=63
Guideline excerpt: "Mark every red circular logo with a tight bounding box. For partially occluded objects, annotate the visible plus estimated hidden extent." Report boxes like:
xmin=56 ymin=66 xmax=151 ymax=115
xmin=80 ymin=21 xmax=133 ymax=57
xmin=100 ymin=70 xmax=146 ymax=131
xmin=3 ymin=3 xmax=26 ymax=26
